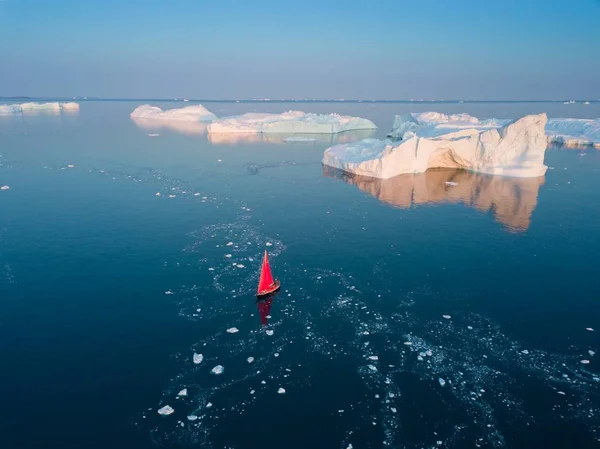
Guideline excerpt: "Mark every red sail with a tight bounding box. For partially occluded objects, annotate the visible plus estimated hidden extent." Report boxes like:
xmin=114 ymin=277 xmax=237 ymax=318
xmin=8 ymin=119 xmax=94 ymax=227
xmin=257 ymin=250 xmax=275 ymax=293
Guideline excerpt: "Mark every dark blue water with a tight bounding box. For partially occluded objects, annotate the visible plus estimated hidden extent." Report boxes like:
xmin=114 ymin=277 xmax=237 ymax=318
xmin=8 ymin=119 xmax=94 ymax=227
xmin=1 ymin=102 xmax=599 ymax=449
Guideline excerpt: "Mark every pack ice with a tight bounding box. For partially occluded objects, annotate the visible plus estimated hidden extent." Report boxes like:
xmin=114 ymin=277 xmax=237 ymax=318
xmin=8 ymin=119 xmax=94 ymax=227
xmin=389 ymin=112 xmax=600 ymax=150
xmin=130 ymin=104 xmax=218 ymax=122
xmin=207 ymin=110 xmax=377 ymax=134
xmin=0 ymin=102 xmax=79 ymax=115
xmin=323 ymin=113 xmax=548 ymax=179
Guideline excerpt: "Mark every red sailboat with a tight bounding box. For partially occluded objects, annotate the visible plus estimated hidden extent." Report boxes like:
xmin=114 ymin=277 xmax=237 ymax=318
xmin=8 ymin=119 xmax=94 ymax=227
xmin=256 ymin=249 xmax=281 ymax=298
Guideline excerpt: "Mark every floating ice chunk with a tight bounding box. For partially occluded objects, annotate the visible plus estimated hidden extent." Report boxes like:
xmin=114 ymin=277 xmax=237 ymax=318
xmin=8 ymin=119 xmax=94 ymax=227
xmin=589 ymin=350 xmax=595 ymax=356
xmin=580 ymin=360 xmax=591 ymax=365
xmin=391 ymin=407 xmax=397 ymax=413
xmin=158 ymin=405 xmax=174 ymax=415
xmin=467 ymin=326 xmax=473 ymax=330
xmin=403 ymin=341 xmax=412 ymax=346
xmin=67 ymin=164 xmax=75 ymax=168
xmin=130 ymin=104 xmax=217 ymax=122
xmin=586 ymin=328 xmax=594 ymax=332
xmin=368 ymin=356 xmax=379 ymax=361
xmin=250 ymin=390 xmax=255 ymax=395
xmin=206 ymin=402 xmax=213 ymax=408
xmin=247 ymin=357 xmax=255 ymax=363
xmin=148 ymin=133 xmax=160 ymax=137
xmin=444 ymin=181 xmax=458 ymax=186
xmin=168 ymin=194 xmax=176 ymax=198
xmin=266 ymin=330 xmax=274 ymax=336
xmin=194 ymin=193 xmax=201 ymax=196
xmin=521 ymin=349 xmax=530 ymax=355
xmin=266 ymin=242 xmax=273 ymax=246
xmin=277 ymin=387 xmax=286 ymax=394
xmin=210 ymin=365 xmax=224 ymax=374
xmin=442 ymin=315 xmax=451 ymax=319
xmin=165 ymin=290 xmax=174 ymax=295
xmin=207 ymin=110 xmax=377 ymax=134
xmin=193 ymin=353 xmax=203 ymax=364
xmin=226 ymin=327 xmax=239 ymax=334
xmin=236 ymin=264 xmax=245 ymax=268
xmin=178 ymin=389 xmax=188 ymax=397
xmin=225 ymin=254 xmax=232 ymax=258
xmin=367 ymin=365 xmax=378 ymax=372
xmin=557 ymin=391 xmax=566 ymax=395
xmin=274 ymin=352 xmax=280 ymax=357
xmin=155 ymin=192 xmax=161 ymax=196
xmin=438 ymin=378 xmax=446 ymax=387
xmin=346 ymin=445 xmax=353 ymax=449
xmin=261 ymin=380 xmax=266 ymax=384
xmin=0 ymin=186 xmax=10 ymax=191
xmin=226 ymin=242 xmax=233 ymax=246
xmin=324 ymin=114 xmax=549 ymax=179
xmin=187 ymin=415 xmax=198 ymax=421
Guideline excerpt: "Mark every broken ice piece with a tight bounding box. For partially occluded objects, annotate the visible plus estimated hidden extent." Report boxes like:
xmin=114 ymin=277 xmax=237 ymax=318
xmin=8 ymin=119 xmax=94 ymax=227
xmin=521 ymin=350 xmax=529 ymax=355
xmin=155 ymin=192 xmax=161 ymax=196
xmin=250 ymin=390 xmax=255 ymax=395
xmin=178 ymin=389 xmax=188 ymax=397
xmin=581 ymin=360 xmax=591 ymax=364
xmin=266 ymin=242 xmax=272 ymax=246
xmin=210 ymin=365 xmax=224 ymax=375
xmin=187 ymin=415 xmax=198 ymax=421
xmin=277 ymin=388 xmax=286 ymax=394
xmin=367 ymin=355 xmax=378 ymax=361
xmin=438 ymin=378 xmax=446 ymax=387
xmin=158 ymin=405 xmax=174 ymax=415
xmin=442 ymin=315 xmax=451 ymax=319
xmin=236 ymin=264 xmax=245 ymax=268
xmin=266 ymin=330 xmax=274 ymax=336
xmin=0 ymin=186 xmax=10 ymax=190
xmin=206 ymin=402 xmax=213 ymax=408
xmin=586 ymin=328 xmax=594 ymax=332
xmin=403 ymin=341 xmax=412 ymax=346
xmin=247 ymin=357 xmax=255 ymax=363
xmin=193 ymin=353 xmax=203 ymax=364
xmin=367 ymin=365 xmax=378 ymax=372
xmin=226 ymin=327 xmax=239 ymax=334
xmin=165 ymin=290 xmax=174 ymax=295
xmin=225 ymin=254 xmax=232 ymax=258
xmin=589 ymin=350 xmax=595 ymax=356
xmin=226 ymin=242 xmax=233 ymax=246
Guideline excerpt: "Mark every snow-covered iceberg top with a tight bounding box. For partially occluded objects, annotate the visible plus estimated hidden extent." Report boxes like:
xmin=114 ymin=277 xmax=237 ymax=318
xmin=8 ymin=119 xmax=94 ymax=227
xmin=130 ymin=104 xmax=217 ymax=122
xmin=323 ymin=113 xmax=548 ymax=179
xmin=207 ymin=110 xmax=377 ymax=134
xmin=0 ymin=102 xmax=79 ymax=115
xmin=323 ymin=165 xmax=544 ymax=232
xmin=390 ymin=111 xmax=600 ymax=149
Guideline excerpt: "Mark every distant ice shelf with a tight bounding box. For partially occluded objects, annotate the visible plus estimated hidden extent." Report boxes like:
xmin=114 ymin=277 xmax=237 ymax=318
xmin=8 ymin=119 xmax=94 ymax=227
xmin=323 ymin=113 xmax=548 ymax=179
xmin=207 ymin=110 xmax=377 ymax=134
xmin=388 ymin=112 xmax=600 ymax=149
xmin=130 ymin=104 xmax=218 ymax=122
xmin=0 ymin=102 xmax=79 ymax=115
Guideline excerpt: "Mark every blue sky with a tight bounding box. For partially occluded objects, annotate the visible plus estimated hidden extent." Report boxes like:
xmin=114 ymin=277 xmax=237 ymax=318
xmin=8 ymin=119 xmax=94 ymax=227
xmin=1 ymin=0 xmax=599 ymax=99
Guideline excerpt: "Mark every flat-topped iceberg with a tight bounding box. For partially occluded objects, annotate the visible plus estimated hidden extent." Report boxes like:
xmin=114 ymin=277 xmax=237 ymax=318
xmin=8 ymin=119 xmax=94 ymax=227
xmin=207 ymin=110 xmax=377 ymax=134
xmin=0 ymin=102 xmax=79 ymax=115
xmin=130 ymin=104 xmax=217 ymax=122
xmin=323 ymin=113 xmax=548 ymax=179
xmin=389 ymin=111 xmax=599 ymax=149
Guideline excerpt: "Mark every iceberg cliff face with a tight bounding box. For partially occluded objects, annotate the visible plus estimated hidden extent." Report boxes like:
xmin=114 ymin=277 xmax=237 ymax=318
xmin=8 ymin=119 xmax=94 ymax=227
xmin=389 ymin=111 xmax=600 ymax=149
xmin=323 ymin=113 xmax=548 ymax=179
xmin=130 ymin=104 xmax=217 ymax=122
xmin=207 ymin=110 xmax=377 ymax=134
xmin=0 ymin=102 xmax=80 ymax=115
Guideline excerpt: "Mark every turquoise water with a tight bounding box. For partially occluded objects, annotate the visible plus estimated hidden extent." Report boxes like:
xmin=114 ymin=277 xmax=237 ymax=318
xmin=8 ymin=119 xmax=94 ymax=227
xmin=1 ymin=102 xmax=599 ymax=449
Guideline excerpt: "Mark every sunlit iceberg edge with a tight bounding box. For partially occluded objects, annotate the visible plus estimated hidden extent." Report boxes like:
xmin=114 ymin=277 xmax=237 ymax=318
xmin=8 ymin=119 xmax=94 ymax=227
xmin=0 ymin=102 xmax=79 ymax=116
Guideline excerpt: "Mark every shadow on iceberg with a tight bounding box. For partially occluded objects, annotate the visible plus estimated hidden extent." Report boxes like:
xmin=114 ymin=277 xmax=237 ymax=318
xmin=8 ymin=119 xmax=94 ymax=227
xmin=131 ymin=117 xmax=208 ymax=136
xmin=323 ymin=165 xmax=545 ymax=232
xmin=207 ymin=128 xmax=376 ymax=146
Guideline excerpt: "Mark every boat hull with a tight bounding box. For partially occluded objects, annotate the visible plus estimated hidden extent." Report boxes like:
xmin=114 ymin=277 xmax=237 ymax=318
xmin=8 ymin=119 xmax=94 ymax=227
xmin=256 ymin=279 xmax=281 ymax=299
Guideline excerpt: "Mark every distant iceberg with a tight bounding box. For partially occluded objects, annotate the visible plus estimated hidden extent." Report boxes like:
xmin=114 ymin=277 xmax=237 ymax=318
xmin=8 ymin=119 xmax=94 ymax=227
xmin=130 ymin=104 xmax=217 ymax=122
xmin=389 ymin=112 xmax=600 ymax=149
xmin=207 ymin=111 xmax=377 ymax=134
xmin=132 ymin=117 xmax=208 ymax=135
xmin=0 ymin=102 xmax=79 ymax=116
xmin=323 ymin=165 xmax=545 ymax=232
xmin=323 ymin=113 xmax=548 ymax=179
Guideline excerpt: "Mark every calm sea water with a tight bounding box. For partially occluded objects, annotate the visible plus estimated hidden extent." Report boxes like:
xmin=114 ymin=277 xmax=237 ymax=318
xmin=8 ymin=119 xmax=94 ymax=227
xmin=1 ymin=101 xmax=599 ymax=449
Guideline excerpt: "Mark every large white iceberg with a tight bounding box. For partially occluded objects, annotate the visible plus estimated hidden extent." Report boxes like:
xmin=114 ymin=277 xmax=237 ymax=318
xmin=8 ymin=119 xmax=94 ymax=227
xmin=207 ymin=110 xmax=377 ymax=134
xmin=130 ymin=104 xmax=217 ymax=122
xmin=389 ymin=111 xmax=600 ymax=149
xmin=0 ymin=102 xmax=79 ymax=115
xmin=323 ymin=113 xmax=548 ymax=179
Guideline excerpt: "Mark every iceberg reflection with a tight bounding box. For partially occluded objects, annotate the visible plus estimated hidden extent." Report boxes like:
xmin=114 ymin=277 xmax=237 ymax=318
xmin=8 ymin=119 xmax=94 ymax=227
xmin=207 ymin=128 xmax=376 ymax=146
xmin=323 ymin=166 xmax=545 ymax=232
xmin=131 ymin=117 xmax=208 ymax=135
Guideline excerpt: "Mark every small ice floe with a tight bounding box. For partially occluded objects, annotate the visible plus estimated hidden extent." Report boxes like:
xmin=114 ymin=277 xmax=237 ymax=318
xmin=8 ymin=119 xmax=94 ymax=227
xmin=589 ymin=350 xmax=596 ymax=356
xmin=250 ymin=390 xmax=255 ymax=395
xmin=168 ymin=194 xmax=176 ymax=198
xmin=206 ymin=402 xmax=213 ymax=408
xmin=248 ymin=257 xmax=254 ymax=262
xmin=368 ymin=356 xmax=379 ymax=361
xmin=521 ymin=349 xmax=529 ymax=355
xmin=67 ymin=164 xmax=75 ymax=168
xmin=367 ymin=365 xmax=378 ymax=372
xmin=442 ymin=315 xmax=451 ymax=319
xmin=403 ymin=341 xmax=413 ymax=346
xmin=210 ymin=365 xmax=224 ymax=375
xmin=226 ymin=242 xmax=233 ymax=246
xmin=217 ymin=159 xmax=222 ymax=162
xmin=187 ymin=415 xmax=198 ymax=421
xmin=194 ymin=193 xmax=201 ymax=196
xmin=277 ymin=388 xmax=286 ymax=394
xmin=444 ymin=181 xmax=458 ymax=186
xmin=274 ymin=352 xmax=280 ymax=357
xmin=557 ymin=391 xmax=566 ymax=396
xmin=193 ymin=353 xmax=203 ymax=364
xmin=165 ymin=290 xmax=174 ymax=295
xmin=247 ymin=357 xmax=255 ymax=363
xmin=266 ymin=330 xmax=274 ymax=336
xmin=158 ymin=405 xmax=174 ymax=416
xmin=467 ymin=326 xmax=473 ymax=330
xmin=438 ymin=378 xmax=446 ymax=387
xmin=346 ymin=444 xmax=353 ymax=449
xmin=580 ymin=360 xmax=591 ymax=365
xmin=261 ymin=380 xmax=266 ymax=385
xmin=155 ymin=192 xmax=161 ymax=196
xmin=236 ymin=264 xmax=245 ymax=268
xmin=391 ymin=407 xmax=397 ymax=413
xmin=208 ymin=267 xmax=215 ymax=271
xmin=226 ymin=327 xmax=239 ymax=334
xmin=1 ymin=185 xmax=10 ymax=190
xmin=178 ymin=389 xmax=188 ymax=397
xmin=225 ymin=254 xmax=232 ymax=258
xmin=586 ymin=328 xmax=594 ymax=332
xmin=266 ymin=242 xmax=273 ymax=246
xmin=148 ymin=133 xmax=160 ymax=137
